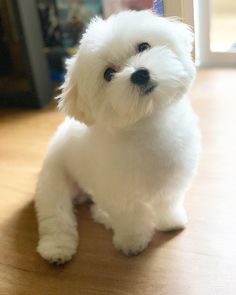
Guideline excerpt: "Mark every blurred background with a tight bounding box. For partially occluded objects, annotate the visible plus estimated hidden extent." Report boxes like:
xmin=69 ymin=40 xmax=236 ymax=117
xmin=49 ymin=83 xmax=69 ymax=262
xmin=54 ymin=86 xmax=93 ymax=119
xmin=0 ymin=0 xmax=154 ymax=108
xmin=0 ymin=0 xmax=235 ymax=108
xmin=211 ymin=0 xmax=236 ymax=52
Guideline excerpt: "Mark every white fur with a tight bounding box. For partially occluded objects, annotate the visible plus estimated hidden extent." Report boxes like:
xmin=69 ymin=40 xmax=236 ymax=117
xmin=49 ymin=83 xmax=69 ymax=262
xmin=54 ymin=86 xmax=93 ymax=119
xmin=35 ymin=10 xmax=200 ymax=264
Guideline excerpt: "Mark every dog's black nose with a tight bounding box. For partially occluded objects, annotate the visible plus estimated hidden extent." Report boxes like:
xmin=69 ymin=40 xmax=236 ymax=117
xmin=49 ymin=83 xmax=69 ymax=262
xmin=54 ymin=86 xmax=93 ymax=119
xmin=130 ymin=68 xmax=150 ymax=86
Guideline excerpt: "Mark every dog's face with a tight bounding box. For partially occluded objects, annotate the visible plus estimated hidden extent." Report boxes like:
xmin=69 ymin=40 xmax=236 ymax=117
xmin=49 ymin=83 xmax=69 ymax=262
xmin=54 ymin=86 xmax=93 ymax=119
xmin=59 ymin=10 xmax=195 ymax=128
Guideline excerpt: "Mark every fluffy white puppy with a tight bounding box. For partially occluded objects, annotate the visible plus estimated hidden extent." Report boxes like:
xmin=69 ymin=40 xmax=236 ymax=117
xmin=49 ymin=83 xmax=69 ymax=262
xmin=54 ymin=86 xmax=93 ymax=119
xmin=35 ymin=10 xmax=200 ymax=264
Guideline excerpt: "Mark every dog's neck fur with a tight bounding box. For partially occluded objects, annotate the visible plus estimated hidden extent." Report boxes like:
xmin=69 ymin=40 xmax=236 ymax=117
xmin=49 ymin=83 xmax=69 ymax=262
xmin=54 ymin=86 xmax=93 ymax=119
xmin=93 ymin=96 xmax=188 ymax=139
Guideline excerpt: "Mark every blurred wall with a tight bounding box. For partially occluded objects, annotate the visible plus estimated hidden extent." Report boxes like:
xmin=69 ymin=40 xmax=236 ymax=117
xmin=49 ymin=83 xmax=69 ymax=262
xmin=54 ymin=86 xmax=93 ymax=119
xmin=212 ymin=0 xmax=236 ymax=14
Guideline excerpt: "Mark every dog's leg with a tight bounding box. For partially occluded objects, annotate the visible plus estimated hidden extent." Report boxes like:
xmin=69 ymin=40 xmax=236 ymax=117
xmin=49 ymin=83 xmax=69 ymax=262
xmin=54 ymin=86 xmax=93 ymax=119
xmin=35 ymin=163 xmax=78 ymax=265
xmin=110 ymin=203 xmax=155 ymax=256
xmin=154 ymin=197 xmax=188 ymax=231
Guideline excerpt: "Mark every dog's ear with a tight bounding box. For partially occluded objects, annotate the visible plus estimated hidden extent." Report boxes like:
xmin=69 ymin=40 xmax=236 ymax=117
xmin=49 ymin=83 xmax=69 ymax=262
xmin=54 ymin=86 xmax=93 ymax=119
xmin=169 ymin=18 xmax=194 ymax=53
xmin=57 ymin=54 xmax=94 ymax=125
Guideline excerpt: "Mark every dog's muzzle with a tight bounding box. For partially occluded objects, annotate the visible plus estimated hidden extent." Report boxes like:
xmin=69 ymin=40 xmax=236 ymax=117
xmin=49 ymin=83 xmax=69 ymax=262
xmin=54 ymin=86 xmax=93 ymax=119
xmin=130 ymin=68 xmax=156 ymax=95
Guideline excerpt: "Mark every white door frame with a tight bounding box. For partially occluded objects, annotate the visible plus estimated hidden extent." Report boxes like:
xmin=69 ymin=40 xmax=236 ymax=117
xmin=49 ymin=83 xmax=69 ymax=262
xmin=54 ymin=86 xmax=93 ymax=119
xmin=164 ymin=0 xmax=236 ymax=67
xmin=195 ymin=0 xmax=236 ymax=67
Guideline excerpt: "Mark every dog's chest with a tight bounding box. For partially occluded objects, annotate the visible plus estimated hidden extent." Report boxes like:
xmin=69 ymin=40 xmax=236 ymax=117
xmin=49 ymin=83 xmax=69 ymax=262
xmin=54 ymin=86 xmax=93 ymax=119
xmin=91 ymin=127 xmax=185 ymax=196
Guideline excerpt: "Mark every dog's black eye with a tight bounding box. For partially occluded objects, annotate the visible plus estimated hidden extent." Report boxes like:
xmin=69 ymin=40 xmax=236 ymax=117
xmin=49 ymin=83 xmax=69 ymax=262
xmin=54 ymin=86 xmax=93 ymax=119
xmin=138 ymin=42 xmax=151 ymax=52
xmin=104 ymin=67 xmax=116 ymax=82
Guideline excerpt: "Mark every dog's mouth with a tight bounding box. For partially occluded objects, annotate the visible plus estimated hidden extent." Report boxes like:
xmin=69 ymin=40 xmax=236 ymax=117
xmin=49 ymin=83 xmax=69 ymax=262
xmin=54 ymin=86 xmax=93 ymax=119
xmin=140 ymin=82 xmax=157 ymax=96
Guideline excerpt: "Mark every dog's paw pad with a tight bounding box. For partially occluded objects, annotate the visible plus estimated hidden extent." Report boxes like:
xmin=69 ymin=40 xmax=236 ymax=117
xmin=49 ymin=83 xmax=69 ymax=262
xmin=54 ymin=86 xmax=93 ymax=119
xmin=48 ymin=249 xmax=74 ymax=265
xmin=49 ymin=255 xmax=72 ymax=266
xmin=50 ymin=258 xmax=64 ymax=266
xmin=126 ymin=247 xmax=146 ymax=256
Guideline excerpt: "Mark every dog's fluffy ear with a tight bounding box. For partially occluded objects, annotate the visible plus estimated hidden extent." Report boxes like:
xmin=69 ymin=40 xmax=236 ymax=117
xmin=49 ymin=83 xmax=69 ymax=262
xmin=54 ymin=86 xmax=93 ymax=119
xmin=57 ymin=54 xmax=94 ymax=125
xmin=169 ymin=18 xmax=194 ymax=53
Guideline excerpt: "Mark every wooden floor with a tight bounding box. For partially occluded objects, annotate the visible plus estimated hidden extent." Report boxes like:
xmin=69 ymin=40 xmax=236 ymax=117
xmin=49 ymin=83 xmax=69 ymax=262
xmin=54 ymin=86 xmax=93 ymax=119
xmin=0 ymin=69 xmax=236 ymax=295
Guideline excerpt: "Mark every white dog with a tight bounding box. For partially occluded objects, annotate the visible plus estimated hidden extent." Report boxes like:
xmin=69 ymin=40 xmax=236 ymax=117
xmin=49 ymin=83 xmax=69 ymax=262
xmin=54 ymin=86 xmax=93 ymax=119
xmin=35 ymin=10 xmax=200 ymax=264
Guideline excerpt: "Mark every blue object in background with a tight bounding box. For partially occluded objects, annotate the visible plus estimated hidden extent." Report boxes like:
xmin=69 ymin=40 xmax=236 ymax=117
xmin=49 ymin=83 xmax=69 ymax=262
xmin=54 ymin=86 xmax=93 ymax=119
xmin=152 ymin=0 xmax=164 ymax=16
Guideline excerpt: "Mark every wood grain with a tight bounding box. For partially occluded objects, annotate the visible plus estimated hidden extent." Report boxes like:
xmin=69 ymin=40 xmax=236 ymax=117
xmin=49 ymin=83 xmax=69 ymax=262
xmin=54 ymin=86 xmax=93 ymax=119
xmin=0 ymin=69 xmax=236 ymax=295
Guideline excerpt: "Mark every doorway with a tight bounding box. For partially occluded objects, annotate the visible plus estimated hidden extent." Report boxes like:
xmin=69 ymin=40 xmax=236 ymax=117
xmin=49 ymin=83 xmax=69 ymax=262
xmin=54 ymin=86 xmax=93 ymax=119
xmin=195 ymin=0 xmax=236 ymax=66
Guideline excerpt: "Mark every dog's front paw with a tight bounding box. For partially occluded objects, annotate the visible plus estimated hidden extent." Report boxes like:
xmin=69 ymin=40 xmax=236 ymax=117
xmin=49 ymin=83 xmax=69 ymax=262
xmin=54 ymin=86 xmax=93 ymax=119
xmin=37 ymin=234 xmax=78 ymax=265
xmin=112 ymin=231 xmax=152 ymax=256
xmin=156 ymin=206 xmax=188 ymax=232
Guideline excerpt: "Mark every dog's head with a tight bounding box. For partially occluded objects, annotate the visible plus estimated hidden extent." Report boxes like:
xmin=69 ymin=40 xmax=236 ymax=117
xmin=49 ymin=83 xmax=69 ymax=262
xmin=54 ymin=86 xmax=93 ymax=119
xmin=58 ymin=10 xmax=195 ymax=128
